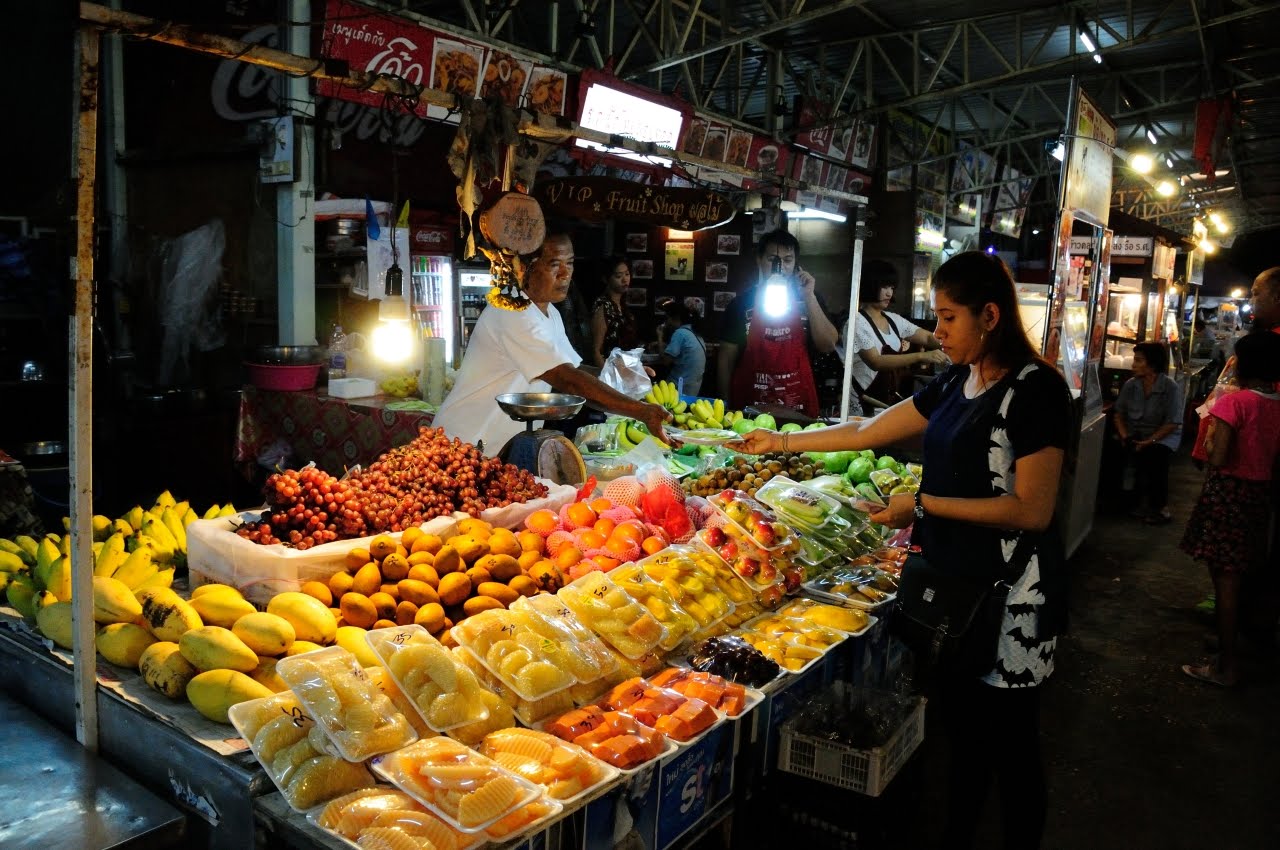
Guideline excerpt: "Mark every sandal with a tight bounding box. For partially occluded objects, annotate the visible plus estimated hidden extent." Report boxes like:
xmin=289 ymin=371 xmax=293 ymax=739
xmin=1181 ymin=662 xmax=1237 ymax=687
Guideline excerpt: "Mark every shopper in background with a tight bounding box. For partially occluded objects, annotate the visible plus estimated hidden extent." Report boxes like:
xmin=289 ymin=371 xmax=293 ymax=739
xmin=841 ymin=259 xmax=948 ymax=414
xmin=717 ymin=229 xmax=839 ymax=416
xmin=658 ymin=299 xmax=707 ymax=398
xmin=730 ymin=251 xmax=1070 ymax=849
xmin=1112 ymin=342 xmax=1183 ymax=524
xmin=1180 ymin=331 xmax=1280 ymax=687
xmin=589 ymin=255 xmax=641 ymax=367
xmin=553 ymin=275 xmax=592 ymax=363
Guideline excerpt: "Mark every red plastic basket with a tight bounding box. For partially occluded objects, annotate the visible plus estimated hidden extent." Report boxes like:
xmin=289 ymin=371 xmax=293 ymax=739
xmin=245 ymin=362 xmax=322 ymax=391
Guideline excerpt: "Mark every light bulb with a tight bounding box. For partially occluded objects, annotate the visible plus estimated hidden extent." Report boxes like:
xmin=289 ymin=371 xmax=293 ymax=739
xmin=1129 ymin=153 xmax=1153 ymax=174
xmin=762 ymin=256 xmax=791 ymax=318
xmin=372 ymin=320 xmax=413 ymax=362
xmin=1156 ymin=180 xmax=1176 ymax=197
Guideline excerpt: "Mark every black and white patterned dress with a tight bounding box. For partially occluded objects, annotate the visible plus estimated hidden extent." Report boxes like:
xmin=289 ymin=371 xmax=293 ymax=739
xmin=912 ymin=361 xmax=1072 ymax=688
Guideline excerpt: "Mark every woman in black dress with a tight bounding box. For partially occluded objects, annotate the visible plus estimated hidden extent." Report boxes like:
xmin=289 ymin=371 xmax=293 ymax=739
xmin=589 ymin=255 xmax=641 ymax=367
xmin=731 ymin=251 xmax=1071 ymax=849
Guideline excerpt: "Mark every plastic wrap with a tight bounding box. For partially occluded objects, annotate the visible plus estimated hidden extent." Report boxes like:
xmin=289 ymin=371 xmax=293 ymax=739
xmin=557 ymin=571 xmax=668 ymax=659
xmin=310 ymin=788 xmax=480 ymax=850
xmin=598 ymin=347 xmax=653 ymax=399
xmin=451 ymin=608 xmax=577 ymax=701
xmin=365 ymin=625 xmax=491 ymax=732
xmin=477 ymin=727 xmax=619 ymax=804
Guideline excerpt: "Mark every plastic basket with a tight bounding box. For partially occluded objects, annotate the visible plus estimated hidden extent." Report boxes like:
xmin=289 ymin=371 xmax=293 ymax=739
xmin=777 ymin=691 xmax=925 ymax=796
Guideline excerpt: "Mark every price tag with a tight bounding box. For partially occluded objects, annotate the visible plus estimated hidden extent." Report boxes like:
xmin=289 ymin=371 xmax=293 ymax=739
xmin=285 ymin=705 xmax=311 ymax=728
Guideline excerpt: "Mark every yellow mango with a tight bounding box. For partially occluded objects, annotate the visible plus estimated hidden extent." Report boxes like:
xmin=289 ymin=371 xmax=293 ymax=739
xmin=266 ymin=592 xmax=337 ymax=645
xmin=186 ymin=669 xmax=273 ymax=724
xmin=138 ymin=641 xmax=196 ymax=698
xmin=178 ymin=626 xmax=259 ymax=672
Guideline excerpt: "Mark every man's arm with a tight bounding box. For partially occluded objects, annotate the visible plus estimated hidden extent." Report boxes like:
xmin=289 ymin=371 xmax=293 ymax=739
xmin=796 ymin=268 xmax=838 ymax=353
xmin=717 ymin=342 xmax=739 ymax=400
xmin=539 ymin=363 xmax=672 ymax=442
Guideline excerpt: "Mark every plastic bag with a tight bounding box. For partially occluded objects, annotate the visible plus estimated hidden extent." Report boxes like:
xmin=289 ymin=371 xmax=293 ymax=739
xmin=599 ymin=347 xmax=652 ymax=399
xmin=156 ymin=219 xmax=226 ymax=385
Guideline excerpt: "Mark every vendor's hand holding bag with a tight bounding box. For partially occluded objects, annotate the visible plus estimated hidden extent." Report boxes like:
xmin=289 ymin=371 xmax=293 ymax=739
xmin=892 ymin=535 xmax=1036 ymax=681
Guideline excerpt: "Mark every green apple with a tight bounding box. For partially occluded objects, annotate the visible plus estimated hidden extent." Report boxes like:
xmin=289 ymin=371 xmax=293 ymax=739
xmin=754 ymin=413 xmax=777 ymax=430
xmin=804 ymin=422 xmax=827 ymax=430
xmin=779 ymin=423 xmax=803 ymax=433
xmin=731 ymin=418 xmax=756 ymax=435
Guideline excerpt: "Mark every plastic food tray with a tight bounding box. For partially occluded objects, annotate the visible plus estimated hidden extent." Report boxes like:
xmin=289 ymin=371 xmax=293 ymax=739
xmin=692 ymin=529 xmax=787 ymax=599
xmin=370 ymin=738 xmax=545 ymax=834
xmin=481 ymin=798 xmax=565 ymax=844
xmin=727 ymin=627 xmax=826 ymax=677
xmin=802 ymin=573 xmax=897 ymax=611
xmin=633 ymin=547 xmax=736 ymax=631
xmin=776 ymin=597 xmax=875 ymax=633
xmin=755 ymin=476 xmax=856 ymax=540
xmin=275 ymin=646 xmax=418 ymax=763
xmin=705 ymin=490 xmax=799 ymax=555
xmin=515 ymin=594 xmax=620 ymax=681
xmin=365 ymin=624 xmax=491 ymax=732
xmin=738 ymin=612 xmax=849 ymax=651
xmin=477 ymin=729 xmax=621 ymax=807
xmin=304 ymin=788 xmax=485 ymax=850
xmin=609 ymin=563 xmax=700 ymax=651
xmin=451 ymin=608 xmax=579 ymax=702
xmin=227 ymin=692 xmax=375 ymax=813
xmin=665 ymin=541 xmax=759 ymax=609
xmin=557 ymin=571 xmax=669 ymax=660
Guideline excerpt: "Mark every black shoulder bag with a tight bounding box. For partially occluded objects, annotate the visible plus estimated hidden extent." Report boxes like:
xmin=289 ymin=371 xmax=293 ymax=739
xmin=889 ymin=370 xmax=1036 ymax=682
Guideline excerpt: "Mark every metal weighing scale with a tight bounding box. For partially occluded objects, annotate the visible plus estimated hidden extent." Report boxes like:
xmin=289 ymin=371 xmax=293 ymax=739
xmin=495 ymin=393 xmax=588 ymax=485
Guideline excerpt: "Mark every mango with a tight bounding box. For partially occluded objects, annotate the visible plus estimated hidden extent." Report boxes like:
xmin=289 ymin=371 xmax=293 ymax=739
xmin=93 ymin=576 xmax=143 ymax=624
xmin=485 ymin=529 xmax=521 ymax=558
xmin=232 ymin=612 xmax=296 ymax=656
xmin=267 ymin=592 xmax=338 ymax=645
xmin=334 ymin=625 xmax=380 ymax=668
xmin=368 ymin=592 xmax=397 ymax=621
xmin=285 ymin=640 xmax=324 ymax=657
xmin=396 ymin=579 xmax=438 ymax=608
xmin=96 ymin=623 xmax=156 ymax=668
xmin=476 ymin=581 xmax=519 ymax=606
xmin=179 ymin=626 xmax=260 ymax=672
xmin=432 ymin=546 xmax=461 ymax=575
xmin=36 ymin=601 xmax=74 ymax=649
xmin=139 ymin=641 xmax=197 ymax=698
xmin=463 ymin=596 xmax=505 ymax=616
xmin=475 ymin=554 xmax=521 ymax=582
xmin=449 ymin=535 xmax=489 ymax=564
xmin=186 ymin=669 xmax=273 ymax=724
xmin=191 ymin=583 xmax=241 ymax=600
xmin=248 ymin=656 xmax=288 ymax=692
xmin=338 ymin=593 xmax=377 ymax=629
xmin=437 ymin=573 xmax=471 ymax=607
xmin=299 ymin=581 xmax=333 ymax=607
xmin=139 ymin=588 xmax=203 ymax=642
xmin=406 ymin=564 xmax=439 ymax=587
xmin=413 ymin=602 xmax=446 ymax=633
xmin=410 ymin=533 xmax=443 ymax=555
xmin=380 ymin=553 xmax=410 ymax=581
xmin=351 ymin=563 xmax=383 ymax=596
xmin=191 ymin=590 xmax=257 ymax=629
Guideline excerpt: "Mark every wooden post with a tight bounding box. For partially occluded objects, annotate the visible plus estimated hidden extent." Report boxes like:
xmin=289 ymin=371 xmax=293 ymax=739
xmin=71 ymin=23 xmax=101 ymax=753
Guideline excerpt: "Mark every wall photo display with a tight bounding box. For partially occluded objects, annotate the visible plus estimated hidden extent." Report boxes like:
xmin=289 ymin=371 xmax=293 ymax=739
xmin=716 ymin=234 xmax=740 ymax=255
xmin=631 ymin=258 xmax=654 ymax=279
xmin=665 ymin=242 xmax=696 ymax=281
xmin=626 ymin=232 xmax=648 ymax=252
xmin=705 ymin=262 xmax=729 ymax=284
xmin=713 ymin=291 xmax=736 ymax=312
xmin=625 ymin=287 xmax=648 ymax=307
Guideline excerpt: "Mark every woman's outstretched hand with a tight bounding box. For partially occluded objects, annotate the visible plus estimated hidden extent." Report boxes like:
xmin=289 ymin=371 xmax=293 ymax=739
xmin=725 ymin=429 xmax=782 ymax=455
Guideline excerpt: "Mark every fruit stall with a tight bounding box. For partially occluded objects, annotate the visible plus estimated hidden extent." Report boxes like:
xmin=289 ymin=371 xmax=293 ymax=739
xmin=0 ymin=418 xmax=920 ymax=850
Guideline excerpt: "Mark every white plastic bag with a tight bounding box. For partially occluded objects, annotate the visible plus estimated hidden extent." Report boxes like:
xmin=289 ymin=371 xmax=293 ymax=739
xmin=599 ymin=347 xmax=652 ymax=399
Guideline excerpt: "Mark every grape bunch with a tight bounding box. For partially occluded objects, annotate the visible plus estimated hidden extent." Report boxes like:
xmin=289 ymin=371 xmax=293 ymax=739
xmin=235 ymin=466 xmax=366 ymax=550
xmin=348 ymin=427 xmax=547 ymax=530
xmin=237 ymin=427 xmax=548 ymax=547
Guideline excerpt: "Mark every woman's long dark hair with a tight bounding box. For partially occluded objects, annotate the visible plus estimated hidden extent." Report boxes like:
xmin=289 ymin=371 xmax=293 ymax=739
xmin=932 ymin=251 xmax=1045 ymax=372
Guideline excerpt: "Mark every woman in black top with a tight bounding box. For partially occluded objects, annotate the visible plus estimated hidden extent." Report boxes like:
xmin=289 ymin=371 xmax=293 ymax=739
xmin=731 ymin=251 xmax=1071 ymax=849
xmin=589 ymin=255 xmax=641 ymax=366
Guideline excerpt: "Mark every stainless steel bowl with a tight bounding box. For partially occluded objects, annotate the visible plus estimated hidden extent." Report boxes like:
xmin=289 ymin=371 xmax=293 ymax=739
xmin=251 ymin=345 xmax=327 ymax=366
xmin=495 ymin=393 xmax=586 ymax=422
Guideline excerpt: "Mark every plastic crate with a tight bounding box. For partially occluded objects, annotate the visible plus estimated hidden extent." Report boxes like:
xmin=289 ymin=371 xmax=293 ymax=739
xmin=777 ymin=690 xmax=925 ymax=796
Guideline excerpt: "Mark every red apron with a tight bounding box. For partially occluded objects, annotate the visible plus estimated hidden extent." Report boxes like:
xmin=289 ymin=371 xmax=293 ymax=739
xmin=730 ymin=295 xmax=820 ymax=417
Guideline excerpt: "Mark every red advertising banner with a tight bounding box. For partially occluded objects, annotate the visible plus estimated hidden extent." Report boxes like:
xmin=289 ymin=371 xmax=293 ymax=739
xmin=318 ymin=0 xmax=435 ymax=117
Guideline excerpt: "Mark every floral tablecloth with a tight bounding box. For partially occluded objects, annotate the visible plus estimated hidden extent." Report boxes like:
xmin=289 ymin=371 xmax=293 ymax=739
xmin=235 ymin=388 xmax=434 ymax=478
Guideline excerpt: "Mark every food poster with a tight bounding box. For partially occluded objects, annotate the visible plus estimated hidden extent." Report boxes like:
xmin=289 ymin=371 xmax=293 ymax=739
xmin=746 ymin=137 xmax=789 ymax=181
xmin=319 ymin=0 xmax=435 ymax=117
xmin=848 ymin=119 xmax=877 ymax=170
xmin=665 ymin=242 xmax=696 ymax=281
xmin=701 ymin=128 xmax=728 ymax=162
xmin=792 ymin=154 xmax=826 ymax=208
xmin=479 ymin=49 xmax=532 ymax=107
xmin=429 ymin=38 xmax=484 ymax=100
xmin=948 ymin=142 xmax=997 ymax=225
xmin=1045 ymin=211 xmax=1076 ymax=357
xmin=683 ymin=118 xmax=709 ymax=155
xmin=1063 ymin=88 xmax=1117 ymax=227
xmin=526 ymin=67 xmax=567 ymax=115
xmin=991 ymin=165 xmax=1037 ymax=238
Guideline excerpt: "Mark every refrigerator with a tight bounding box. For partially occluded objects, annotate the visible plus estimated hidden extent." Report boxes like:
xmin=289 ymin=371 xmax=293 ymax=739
xmin=458 ymin=266 xmax=494 ymax=354
xmin=408 ymin=216 xmax=458 ymax=364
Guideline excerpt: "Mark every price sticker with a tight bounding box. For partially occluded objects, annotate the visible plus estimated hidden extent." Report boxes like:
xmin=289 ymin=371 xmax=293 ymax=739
xmin=286 ymin=705 xmax=311 ymax=728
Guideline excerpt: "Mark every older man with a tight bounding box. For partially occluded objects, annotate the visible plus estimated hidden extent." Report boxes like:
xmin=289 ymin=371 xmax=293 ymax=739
xmin=433 ymin=232 xmax=670 ymax=454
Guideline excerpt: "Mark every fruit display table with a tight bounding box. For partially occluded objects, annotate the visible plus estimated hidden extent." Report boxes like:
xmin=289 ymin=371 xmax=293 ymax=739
xmin=0 ymin=625 xmax=268 ymax=850
xmin=234 ymin=387 xmax=435 ymax=480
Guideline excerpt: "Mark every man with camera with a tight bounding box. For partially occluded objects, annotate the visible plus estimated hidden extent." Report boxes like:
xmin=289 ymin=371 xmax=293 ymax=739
xmin=716 ymin=229 xmax=838 ymax=417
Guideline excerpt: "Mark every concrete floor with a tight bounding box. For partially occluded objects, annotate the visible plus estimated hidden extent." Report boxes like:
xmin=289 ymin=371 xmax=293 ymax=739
xmin=728 ymin=450 xmax=1280 ymax=849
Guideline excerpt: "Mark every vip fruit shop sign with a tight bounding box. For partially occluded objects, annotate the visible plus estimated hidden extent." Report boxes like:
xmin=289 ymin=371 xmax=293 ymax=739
xmin=536 ymin=178 xmax=736 ymax=231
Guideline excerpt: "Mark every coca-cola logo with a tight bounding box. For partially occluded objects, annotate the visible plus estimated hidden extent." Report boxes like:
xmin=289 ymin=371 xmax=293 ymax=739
xmin=366 ymin=36 xmax=425 ymax=84
xmin=210 ymin=24 xmax=426 ymax=147
xmin=414 ymin=229 xmax=448 ymax=244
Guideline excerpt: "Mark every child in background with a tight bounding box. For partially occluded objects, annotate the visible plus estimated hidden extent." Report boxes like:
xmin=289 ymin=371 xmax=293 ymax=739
xmin=1180 ymin=331 xmax=1280 ymax=686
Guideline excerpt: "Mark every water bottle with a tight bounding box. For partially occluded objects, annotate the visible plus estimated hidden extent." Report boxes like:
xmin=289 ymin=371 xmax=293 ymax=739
xmin=328 ymin=324 xmax=347 ymax=380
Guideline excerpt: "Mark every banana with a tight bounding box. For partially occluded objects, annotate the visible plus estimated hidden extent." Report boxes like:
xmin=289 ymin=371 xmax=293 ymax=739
xmin=0 ymin=551 xmax=26 ymax=574
xmin=182 ymin=508 xmax=198 ymax=528
xmin=202 ymin=504 xmax=222 ymax=521
xmin=94 ymin=548 xmax=129 ymax=579
xmin=112 ymin=518 xmax=133 ymax=537
xmin=674 ymin=413 xmax=689 ymax=426
xmin=674 ymin=400 xmax=688 ymax=414
xmin=172 ymin=500 xmax=190 ymax=518
xmin=644 ymin=389 xmax=660 ymax=405
xmin=161 ymin=508 xmax=187 ymax=554
xmin=92 ymin=515 xmax=113 ymax=541
xmin=124 ymin=506 xmax=145 ymax=532
xmin=113 ymin=548 xmax=159 ymax=591
xmin=217 ymin=504 xmax=238 ymax=518
xmin=713 ymin=399 xmax=725 ymax=421
xmin=153 ymin=490 xmax=176 ymax=511
xmin=626 ymin=424 xmax=648 ymax=446
xmin=0 ymin=539 xmax=34 ymax=567
xmin=96 ymin=533 xmax=125 ymax=570
xmin=141 ymin=517 xmax=177 ymax=564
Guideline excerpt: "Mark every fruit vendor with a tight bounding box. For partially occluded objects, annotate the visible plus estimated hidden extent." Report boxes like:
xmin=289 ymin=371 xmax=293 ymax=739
xmin=434 ymin=232 xmax=671 ymax=454
xmin=717 ymin=229 xmax=839 ymax=416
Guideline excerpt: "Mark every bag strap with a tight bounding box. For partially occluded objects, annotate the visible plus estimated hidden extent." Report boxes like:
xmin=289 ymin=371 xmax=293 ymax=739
xmin=859 ymin=309 xmax=891 ymax=348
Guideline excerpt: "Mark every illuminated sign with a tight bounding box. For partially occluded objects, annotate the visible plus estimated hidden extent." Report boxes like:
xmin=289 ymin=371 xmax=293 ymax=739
xmin=575 ymin=80 xmax=685 ymax=167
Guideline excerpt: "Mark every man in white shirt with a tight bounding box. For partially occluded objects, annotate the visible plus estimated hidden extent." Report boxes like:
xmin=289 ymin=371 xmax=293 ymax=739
xmin=434 ymin=233 xmax=671 ymax=454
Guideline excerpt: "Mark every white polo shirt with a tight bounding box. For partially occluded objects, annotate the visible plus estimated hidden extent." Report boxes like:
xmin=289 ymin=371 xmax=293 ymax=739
xmin=433 ymin=302 xmax=582 ymax=454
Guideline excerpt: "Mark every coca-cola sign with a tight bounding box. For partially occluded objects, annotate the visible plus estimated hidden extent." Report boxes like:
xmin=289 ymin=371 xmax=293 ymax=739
xmin=317 ymin=0 xmax=434 ymax=116
xmin=412 ymin=224 xmax=453 ymax=251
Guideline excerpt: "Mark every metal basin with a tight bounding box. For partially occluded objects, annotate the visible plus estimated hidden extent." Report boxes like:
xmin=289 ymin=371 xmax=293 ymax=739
xmin=250 ymin=345 xmax=327 ymax=366
xmin=495 ymin=393 xmax=586 ymax=422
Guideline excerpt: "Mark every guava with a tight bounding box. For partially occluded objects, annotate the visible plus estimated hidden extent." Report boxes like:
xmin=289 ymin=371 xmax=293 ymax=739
xmin=731 ymin=418 xmax=756 ymax=435
xmin=754 ymin=413 xmax=777 ymax=430
xmin=845 ymin=456 xmax=875 ymax=484
xmin=875 ymin=455 xmax=899 ymax=470
xmin=804 ymin=422 xmax=827 ymax=430
xmin=779 ymin=423 xmax=803 ymax=433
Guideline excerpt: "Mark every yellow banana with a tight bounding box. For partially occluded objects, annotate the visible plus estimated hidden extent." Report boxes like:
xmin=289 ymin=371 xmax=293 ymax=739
xmin=202 ymin=504 xmax=222 ymax=521
xmin=217 ymin=504 xmax=238 ymax=518
xmin=140 ymin=518 xmax=177 ymax=564
xmin=124 ymin=506 xmax=145 ymax=531
xmin=153 ymin=490 xmax=176 ymax=510
xmin=161 ymin=508 xmax=187 ymax=553
xmin=182 ymin=508 xmax=198 ymax=528
xmin=172 ymin=500 xmax=190 ymax=518
xmin=94 ymin=548 xmax=129 ymax=579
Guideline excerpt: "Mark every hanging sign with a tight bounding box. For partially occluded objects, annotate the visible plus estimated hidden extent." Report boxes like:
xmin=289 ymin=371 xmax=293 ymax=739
xmin=534 ymin=177 xmax=735 ymax=230
xmin=1111 ymin=235 xmax=1155 ymax=257
xmin=1063 ymin=88 xmax=1117 ymax=226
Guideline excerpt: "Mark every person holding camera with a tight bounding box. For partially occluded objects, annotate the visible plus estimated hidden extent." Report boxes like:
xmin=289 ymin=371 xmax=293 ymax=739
xmin=1113 ymin=341 xmax=1183 ymax=524
xmin=716 ymin=229 xmax=838 ymax=416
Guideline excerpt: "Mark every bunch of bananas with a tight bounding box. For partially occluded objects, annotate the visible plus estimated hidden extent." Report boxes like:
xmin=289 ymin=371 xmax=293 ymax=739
xmin=644 ymin=381 xmax=745 ymax=430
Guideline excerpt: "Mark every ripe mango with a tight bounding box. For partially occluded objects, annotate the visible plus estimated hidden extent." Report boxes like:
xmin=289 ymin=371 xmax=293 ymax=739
xmin=248 ymin=656 xmax=288 ymax=692
xmin=449 ymin=535 xmax=489 ymax=564
xmin=93 ymin=576 xmax=143 ymax=624
xmin=186 ymin=669 xmax=273 ymax=724
xmin=139 ymin=641 xmax=197 ymax=699
xmin=191 ymin=590 xmax=257 ymax=629
xmin=338 ymin=593 xmax=377 ymax=629
xmin=36 ymin=601 xmax=75 ymax=649
xmin=463 ymin=596 xmax=505 ymax=616
xmin=285 ymin=640 xmax=324 ymax=657
xmin=266 ymin=592 xmax=338 ymax=645
xmin=396 ymin=579 xmax=438 ymax=608
xmin=437 ymin=573 xmax=471 ymax=607
xmin=96 ymin=623 xmax=156 ymax=668
xmin=178 ymin=626 xmax=260 ymax=673
xmin=139 ymin=588 xmax=203 ymax=642
xmin=334 ymin=625 xmax=379 ymax=668
xmin=232 ymin=612 xmax=296 ymax=657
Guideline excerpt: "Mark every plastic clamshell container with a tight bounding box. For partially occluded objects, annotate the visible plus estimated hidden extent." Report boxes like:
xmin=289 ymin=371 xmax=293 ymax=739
xmin=660 ymin=542 xmax=757 ymax=609
xmin=705 ymin=490 xmax=800 ymax=555
xmin=370 ymin=738 xmax=544 ymax=834
xmin=227 ymin=692 xmax=375 ymax=813
xmin=692 ymin=529 xmax=787 ymax=603
xmin=441 ymin=646 xmax=520 ymax=745
xmin=451 ymin=608 xmax=579 ymax=702
xmin=634 ymin=546 xmax=736 ymax=630
xmin=365 ymin=625 xmax=492 ymax=733
xmin=728 ymin=625 xmax=826 ymax=676
xmin=477 ymin=727 xmax=620 ymax=806
xmin=306 ymin=786 xmax=484 ymax=850
xmin=540 ymin=706 xmax=678 ymax=775
xmin=514 ymin=595 xmax=620 ymax=681
xmin=596 ymin=677 xmax=724 ymax=744
xmin=738 ymin=611 xmax=853 ymax=652
xmin=868 ymin=467 xmax=904 ymax=498
xmin=557 ymin=571 xmax=669 ymax=660
xmin=608 ymin=563 xmax=699 ymax=651
xmin=363 ymin=664 xmax=432 ymax=738
xmin=803 ymin=568 xmax=898 ymax=611
xmin=275 ymin=646 xmax=418 ymax=762
xmin=452 ymin=642 xmax=575 ymax=728
xmin=776 ymin=598 xmax=876 ymax=636
xmin=482 ymin=797 xmax=564 ymax=844
xmin=755 ymin=476 xmax=854 ymax=539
